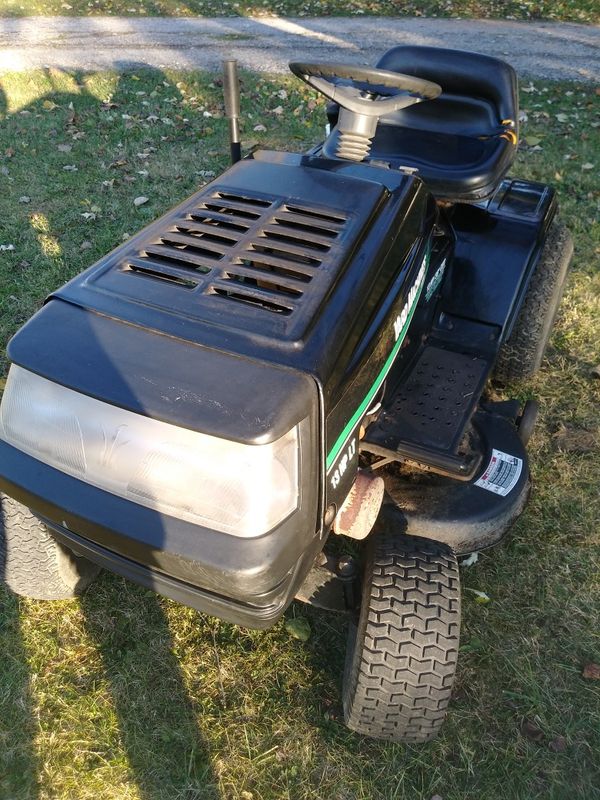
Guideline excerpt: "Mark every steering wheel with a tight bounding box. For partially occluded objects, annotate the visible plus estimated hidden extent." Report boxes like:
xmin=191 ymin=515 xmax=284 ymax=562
xmin=289 ymin=62 xmax=441 ymax=118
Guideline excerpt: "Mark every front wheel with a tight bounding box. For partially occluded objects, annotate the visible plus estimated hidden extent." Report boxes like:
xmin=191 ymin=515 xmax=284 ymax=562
xmin=343 ymin=518 xmax=461 ymax=742
xmin=0 ymin=492 xmax=100 ymax=600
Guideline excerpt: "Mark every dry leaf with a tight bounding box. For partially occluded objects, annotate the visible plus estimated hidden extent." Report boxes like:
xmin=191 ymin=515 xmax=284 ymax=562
xmin=521 ymin=719 xmax=544 ymax=743
xmin=133 ymin=196 xmax=149 ymax=207
xmin=553 ymin=424 xmax=597 ymax=454
xmin=57 ymin=144 xmax=72 ymax=153
xmin=582 ymin=663 xmax=600 ymax=680
xmin=549 ymin=735 xmax=567 ymax=753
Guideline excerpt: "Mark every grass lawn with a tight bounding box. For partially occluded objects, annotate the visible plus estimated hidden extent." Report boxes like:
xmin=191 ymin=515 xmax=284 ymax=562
xmin=0 ymin=0 xmax=598 ymax=24
xmin=0 ymin=68 xmax=599 ymax=800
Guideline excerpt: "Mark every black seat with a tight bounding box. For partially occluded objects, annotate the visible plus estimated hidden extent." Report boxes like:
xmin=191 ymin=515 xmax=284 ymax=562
xmin=325 ymin=46 xmax=519 ymax=203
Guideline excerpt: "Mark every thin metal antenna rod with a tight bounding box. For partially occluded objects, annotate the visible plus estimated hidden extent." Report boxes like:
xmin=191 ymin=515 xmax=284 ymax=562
xmin=223 ymin=59 xmax=241 ymax=164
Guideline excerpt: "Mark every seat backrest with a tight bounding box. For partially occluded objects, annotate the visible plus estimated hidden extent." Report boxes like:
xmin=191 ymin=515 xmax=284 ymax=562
xmin=376 ymin=46 xmax=518 ymax=134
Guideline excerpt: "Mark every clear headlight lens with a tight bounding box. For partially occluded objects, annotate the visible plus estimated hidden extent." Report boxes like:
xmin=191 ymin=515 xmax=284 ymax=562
xmin=0 ymin=365 xmax=300 ymax=537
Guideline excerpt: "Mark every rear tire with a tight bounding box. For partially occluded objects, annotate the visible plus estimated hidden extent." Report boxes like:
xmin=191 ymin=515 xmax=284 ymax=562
xmin=494 ymin=218 xmax=573 ymax=383
xmin=0 ymin=492 xmax=100 ymax=600
xmin=343 ymin=521 xmax=460 ymax=743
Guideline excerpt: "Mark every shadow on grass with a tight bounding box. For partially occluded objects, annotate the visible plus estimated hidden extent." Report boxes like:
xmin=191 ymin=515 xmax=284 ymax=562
xmin=0 ymin=544 xmax=39 ymax=800
xmin=0 ymin=65 xmax=222 ymax=799
xmin=80 ymin=580 xmax=219 ymax=800
xmin=0 ymin=592 xmax=40 ymax=800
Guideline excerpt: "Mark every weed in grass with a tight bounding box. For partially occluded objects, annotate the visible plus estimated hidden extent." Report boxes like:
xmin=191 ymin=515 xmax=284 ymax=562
xmin=0 ymin=69 xmax=598 ymax=800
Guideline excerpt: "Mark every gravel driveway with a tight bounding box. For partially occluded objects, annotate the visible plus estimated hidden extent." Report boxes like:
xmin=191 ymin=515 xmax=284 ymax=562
xmin=0 ymin=16 xmax=599 ymax=80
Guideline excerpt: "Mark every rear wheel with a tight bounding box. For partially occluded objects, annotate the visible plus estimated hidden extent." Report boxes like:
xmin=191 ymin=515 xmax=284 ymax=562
xmin=343 ymin=519 xmax=460 ymax=742
xmin=494 ymin=218 xmax=573 ymax=383
xmin=0 ymin=492 xmax=100 ymax=600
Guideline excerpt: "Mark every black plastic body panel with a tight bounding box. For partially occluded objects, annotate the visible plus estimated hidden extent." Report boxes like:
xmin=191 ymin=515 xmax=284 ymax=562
xmin=0 ymin=426 xmax=320 ymax=628
xmin=439 ymin=178 xmax=557 ymax=344
xmin=8 ymin=299 xmax=314 ymax=444
xmin=7 ymin=150 xmax=435 ymax=525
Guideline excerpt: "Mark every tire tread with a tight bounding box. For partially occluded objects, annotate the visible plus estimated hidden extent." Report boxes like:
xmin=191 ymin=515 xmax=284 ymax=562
xmin=343 ymin=528 xmax=460 ymax=742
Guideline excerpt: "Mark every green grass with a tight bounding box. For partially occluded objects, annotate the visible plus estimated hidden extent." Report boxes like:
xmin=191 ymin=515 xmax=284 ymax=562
xmin=0 ymin=68 xmax=599 ymax=800
xmin=0 ymin=0 xmax=598 ymax=24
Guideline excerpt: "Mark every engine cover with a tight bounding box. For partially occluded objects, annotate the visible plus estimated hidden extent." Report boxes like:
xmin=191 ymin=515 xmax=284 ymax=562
xmin=8 ymin=151 xmax=434 ymax=520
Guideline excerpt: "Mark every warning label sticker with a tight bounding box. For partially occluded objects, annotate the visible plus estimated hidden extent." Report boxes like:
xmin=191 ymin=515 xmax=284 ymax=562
xmin=475 ymin=449 xmax=523 ymax=496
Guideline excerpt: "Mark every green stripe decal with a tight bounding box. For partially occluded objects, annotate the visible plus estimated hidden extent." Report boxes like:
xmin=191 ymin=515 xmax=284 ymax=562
xmin=326 ymin=254 xmax=429 ymax=472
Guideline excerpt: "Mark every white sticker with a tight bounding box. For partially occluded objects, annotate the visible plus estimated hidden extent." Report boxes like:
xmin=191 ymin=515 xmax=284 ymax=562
xmin=475 ymin=449 xmax=523 ymax=496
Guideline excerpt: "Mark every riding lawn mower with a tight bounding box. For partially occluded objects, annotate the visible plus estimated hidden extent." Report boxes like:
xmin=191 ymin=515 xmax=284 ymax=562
xmin=0 ymin=46 xmax=573 ymax=742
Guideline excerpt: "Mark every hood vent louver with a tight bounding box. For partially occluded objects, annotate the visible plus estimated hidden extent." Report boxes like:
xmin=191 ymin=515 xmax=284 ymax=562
xmin=122 ymin=189 xmax=349 ymax=316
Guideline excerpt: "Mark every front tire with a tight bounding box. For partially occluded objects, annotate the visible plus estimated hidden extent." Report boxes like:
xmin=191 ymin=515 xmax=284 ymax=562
xmin=343 ymin=520 xmax=461 ymax=743
xmin=0 ymin=492 xmax=100 ymax=600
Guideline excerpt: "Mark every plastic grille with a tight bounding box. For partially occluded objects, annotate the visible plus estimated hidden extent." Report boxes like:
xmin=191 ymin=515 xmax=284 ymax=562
xmin=123 ymin=189 xmax=349 ymax=316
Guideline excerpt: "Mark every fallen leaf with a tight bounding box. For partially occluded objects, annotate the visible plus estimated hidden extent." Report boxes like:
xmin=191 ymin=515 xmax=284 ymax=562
xmin=80 ymin=240 xmax=93 ymax=251
xmin=465 ymin=588 xmax=491 ymax=604
xmin=581 ymin=163 xmax=594 ymax=170
xmin=521 ymin=719 xmax=544 ymax=743
xmin=555 ymin=113 xmax=568 ymax=123
xmin=549 ymin=735 xmax=567 ymax=753
xmin=285 ymin=617 xmax=311 ymax=642
xmin=19 ymin=196 xmax=30 ymax=204
xmin=253 ymin=124 xmax=267 ymax=132
xmin=460 ymin=552 xmax=479 ymax=567
xmin=63 ymin=164 xmax=78 ymax=172
xmin=133 ymin=196 xmax=149 ymax=207
xmin=524 ymin=136 xmax=542 ymax=146
xmin=0 ymin=244 xmax=15 ymax=251
xmin=553 ymin=424 xmax=597 ymax=454
xmin=583 ymin=663 xmax=600 ymax=680
xmin=42 ymin=100 xmax=58 ymax=111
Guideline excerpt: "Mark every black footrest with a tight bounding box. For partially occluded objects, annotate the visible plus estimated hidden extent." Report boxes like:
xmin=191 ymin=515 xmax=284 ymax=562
xmin=363 ymin=345 xmax=490 ymax=476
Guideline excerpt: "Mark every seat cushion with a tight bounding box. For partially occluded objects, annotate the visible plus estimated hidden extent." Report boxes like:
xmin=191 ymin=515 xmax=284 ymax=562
xmin=323 ymin=46 xmax=519 ymax=202
xmin=367 ymin=126 xmax=516 ymax=202
xmin=376 ymin=46 xmax=518 ymax=128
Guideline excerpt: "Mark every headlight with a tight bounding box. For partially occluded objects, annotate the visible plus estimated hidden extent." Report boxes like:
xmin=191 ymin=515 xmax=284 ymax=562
xmin=0 ymin=365 xmax=300 ymax=538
